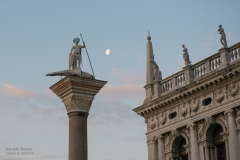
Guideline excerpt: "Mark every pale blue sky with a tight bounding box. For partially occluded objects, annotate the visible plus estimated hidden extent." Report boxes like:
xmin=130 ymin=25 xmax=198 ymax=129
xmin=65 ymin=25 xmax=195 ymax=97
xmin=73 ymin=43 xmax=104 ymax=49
xmin=0 ymin=1 xmax=240 ymax=160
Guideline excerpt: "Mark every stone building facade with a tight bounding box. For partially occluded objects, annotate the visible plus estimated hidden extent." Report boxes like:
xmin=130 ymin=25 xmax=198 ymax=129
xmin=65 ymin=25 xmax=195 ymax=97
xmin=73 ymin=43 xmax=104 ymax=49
xmin=133 ymin=35 xmax=240 ymax=160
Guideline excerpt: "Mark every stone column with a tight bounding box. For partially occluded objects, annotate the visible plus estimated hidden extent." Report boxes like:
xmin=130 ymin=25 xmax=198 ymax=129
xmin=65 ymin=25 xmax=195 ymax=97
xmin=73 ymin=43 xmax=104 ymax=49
xmin=204 ymin=146 xmax=210 ymax=160
xmin=49 ymin=76 xmax=107 ymax=160
xmin=225 ymin=109 xmax=240 ymax=160
xmin=157 ymin=136 xmax=165 ymax=160
xmin=147 ymin=138 xmax=157 ymax=160
xmin=198 ymin=144 xmax=205 ymax=160
xmin=224 ymin=140 xmax=230 ymax=160
xmin=210 ymin=148 xmax=214 ymax=160
xmin=189 ymin=123 xmax=200 ymax=160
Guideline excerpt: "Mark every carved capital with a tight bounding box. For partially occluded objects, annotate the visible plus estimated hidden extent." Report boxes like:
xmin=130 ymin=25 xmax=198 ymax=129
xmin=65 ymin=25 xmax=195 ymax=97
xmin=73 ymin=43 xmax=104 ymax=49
xmin=187 ymin=122 xmax=197 ymax=130
xmin=225 ymin=109 xmax=235 ymax=117
xmin=156 ymin=135 xmax=164 ymax=142
xmin=63 ymin=96 xmax=93 ymax=113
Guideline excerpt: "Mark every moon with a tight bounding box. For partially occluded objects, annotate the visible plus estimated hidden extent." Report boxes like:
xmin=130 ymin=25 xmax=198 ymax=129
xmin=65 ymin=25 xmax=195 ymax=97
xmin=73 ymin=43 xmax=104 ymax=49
xmin=106 ymin=49 xmax=110 ymax=55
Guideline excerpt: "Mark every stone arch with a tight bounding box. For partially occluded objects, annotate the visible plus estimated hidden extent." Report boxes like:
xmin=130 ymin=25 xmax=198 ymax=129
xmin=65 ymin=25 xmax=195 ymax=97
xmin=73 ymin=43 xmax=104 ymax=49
xmin=170 ymin=133 xmax=190 ymax=151
xmin=171 ymin=135 xmax=188 ymax=158
xmin=204 ymin=120 xmax=227 ymax=140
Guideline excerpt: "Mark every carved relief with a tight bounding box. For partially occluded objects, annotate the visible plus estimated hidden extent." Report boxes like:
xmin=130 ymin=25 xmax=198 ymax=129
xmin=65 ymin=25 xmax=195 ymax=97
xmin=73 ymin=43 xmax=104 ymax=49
xmin=229 ymin=82 xmax=239 ymax=97
xmin=235 ymin=108 xmax=240 ymax=128
xmin=164 ymin=133 xmax=172 ymax=151
xmin=180 ymin=102 xmax=190 ymax=117
xmin=148 ymin=116 xmax=156 ymax=130
xmin=63 ymin=96 xmax=92 ymax=113
xmin=191 ymin=98 xmax=199 ymax=113
xmin=217 ymin=114 xmax=229 ymax=130
xmin=159 ymin=112 xmax=167 ymax=125
xmin=198 ymin=121 xmax=204 ymax=140
xmin=214 ymin=88 xmax=224 ymax=104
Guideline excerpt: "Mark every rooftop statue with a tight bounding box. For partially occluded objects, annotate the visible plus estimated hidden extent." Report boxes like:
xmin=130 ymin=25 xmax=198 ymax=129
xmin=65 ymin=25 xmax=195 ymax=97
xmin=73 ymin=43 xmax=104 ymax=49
xmin=46 ymin=34 xmax=94 ymax=79
xmin=218 ymin=25 xmax=228 ymax=48
xmin=152 ymin=60 xmax=162 ymax=81
xmin=182 ymin=44 xmax=191 ymax=66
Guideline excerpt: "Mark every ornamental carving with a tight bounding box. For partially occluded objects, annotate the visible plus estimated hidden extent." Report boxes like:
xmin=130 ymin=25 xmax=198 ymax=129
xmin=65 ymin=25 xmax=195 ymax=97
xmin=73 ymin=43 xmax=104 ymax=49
xmin=63 ymin=96 xmax=92 ymax=113
xmin=214 ymin=88 xmax=224 ymax=104
xmin=218 ymin=114 xmax=228 ymax=130
xmin=180 ymin=103 xmax=190 ymax=117
xmin=235 ymin=108 xmax=240 ymax=128
xmin=159 ymin=112 xmax=167 ymax=125
xmin=197 ymin=121 xmax=204 ymax=140
xmin=191 ymin=98 xmax=199 ymax=113
xmin=229 ymin=82 xmax=239 ymax=97
xmin=164 ymin=133 xmax=172 ymax=151
xmin=148 ymin=116 xmax=157 ymax=130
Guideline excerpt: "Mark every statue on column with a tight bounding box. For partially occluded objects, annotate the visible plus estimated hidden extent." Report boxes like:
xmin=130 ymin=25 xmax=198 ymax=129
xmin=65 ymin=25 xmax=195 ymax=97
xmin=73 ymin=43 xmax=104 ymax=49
xmin=218 ymin=25 xmax=228 ymax=48
xmin=46 ymin=35 xmax=94 ymax=79
xmin=69 ymin=38 xmax=85 ymax=71
xmin=182 ymin=44 xmax=191 ymax=66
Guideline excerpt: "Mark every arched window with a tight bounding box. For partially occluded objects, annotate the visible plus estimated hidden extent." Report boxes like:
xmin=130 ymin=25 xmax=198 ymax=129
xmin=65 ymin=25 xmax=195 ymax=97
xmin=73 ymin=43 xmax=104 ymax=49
xmin=173 ymin=136 xmax=189 ymax=160
xmin=213 ymin=125 xmax=226 ymax=160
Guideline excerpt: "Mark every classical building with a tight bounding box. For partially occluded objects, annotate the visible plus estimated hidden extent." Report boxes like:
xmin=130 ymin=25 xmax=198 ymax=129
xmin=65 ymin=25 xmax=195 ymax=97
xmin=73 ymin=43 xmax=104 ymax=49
xmin=133 ymin=29 xmax=240 ymax=160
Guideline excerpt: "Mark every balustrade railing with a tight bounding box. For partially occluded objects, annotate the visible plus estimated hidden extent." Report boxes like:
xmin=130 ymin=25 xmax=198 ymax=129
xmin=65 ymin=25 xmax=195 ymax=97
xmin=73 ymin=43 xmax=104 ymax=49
xmin=210 ymin=56 xmax=221 ymax=71
xmin=176 ymin=73 xmax=185 ymax=86
xmin=230 ymin=46 xmax=240 ymax=62
xmin=162 ymin=79 xmax=172 ymax=92
xmin=194 ymin=63 xmax=206 ymax=78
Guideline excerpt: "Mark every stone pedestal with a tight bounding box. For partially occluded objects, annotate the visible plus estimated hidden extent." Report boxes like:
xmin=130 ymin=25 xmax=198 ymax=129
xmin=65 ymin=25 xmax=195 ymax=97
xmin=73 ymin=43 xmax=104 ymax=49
xmin=152 ymin=80 xmax=161 ymax=100
xmin=219 ymin=47 xmax=230 ymax=69
xmin=49 ymin=76 xmax=107 ymax=160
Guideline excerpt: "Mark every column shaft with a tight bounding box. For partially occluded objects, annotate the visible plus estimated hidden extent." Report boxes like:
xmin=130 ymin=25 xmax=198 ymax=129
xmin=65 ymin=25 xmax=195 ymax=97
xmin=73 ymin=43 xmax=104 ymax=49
xmin=190 ymin=125 xmax=200 ymax=160
xmin=205 ymin=147 xmax=210 ymax=160
xmin=225 ymin=140 xmax=230 ymax=160
xmin=226 ymin=110 xmax=240 ymax=160
xmin=68 ymin=112 xmax=88 ymax=160
xmin=210 ymin=148 xmax=214 ymax=160
xmin=157 ymin=137 xmax=165 ymax=160
xmin=199 ymin=145 xmax=204 ymax=160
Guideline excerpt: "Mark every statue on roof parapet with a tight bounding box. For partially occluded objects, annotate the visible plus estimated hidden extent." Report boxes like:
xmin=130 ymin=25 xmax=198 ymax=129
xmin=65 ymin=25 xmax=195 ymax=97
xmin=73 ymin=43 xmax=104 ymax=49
xmin=152 ymin=60 xmax=162 ymax=81
xmin=182 ymin=44 xmax=191 ymax=66
xmin=218 ymin=25 xmax=228 ymax=48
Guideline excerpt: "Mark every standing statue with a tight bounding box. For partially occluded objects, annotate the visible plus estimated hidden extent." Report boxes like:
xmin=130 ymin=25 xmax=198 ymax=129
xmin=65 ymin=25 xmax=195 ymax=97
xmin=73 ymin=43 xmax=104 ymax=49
xmin=152 ymin=60 xmax=162 ymax=81
xmin=69 ymin=38 xmax=85 ymax=70
xmin=182 ymin=44 xmax=191 ymax=66
xmin=218 ymin=25 xmax=228 ymax=48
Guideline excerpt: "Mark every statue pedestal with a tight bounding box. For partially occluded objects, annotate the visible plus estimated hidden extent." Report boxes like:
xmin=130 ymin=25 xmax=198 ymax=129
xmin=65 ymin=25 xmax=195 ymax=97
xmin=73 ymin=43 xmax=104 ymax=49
xmin=49 ymin=76 xmax=107 ymax=160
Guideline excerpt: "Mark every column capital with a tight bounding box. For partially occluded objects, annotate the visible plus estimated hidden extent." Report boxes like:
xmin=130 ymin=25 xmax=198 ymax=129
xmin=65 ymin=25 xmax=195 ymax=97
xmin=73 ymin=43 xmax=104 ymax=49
xmin=187 ymin=122 xmax=197 ymax=130
xmin=156 ymin=135 xmax=164 ymax=142
xmin=224 ymin=109 xmax=235 ymax=117
xmin=49 ymin=76 xmax=107 ymax=114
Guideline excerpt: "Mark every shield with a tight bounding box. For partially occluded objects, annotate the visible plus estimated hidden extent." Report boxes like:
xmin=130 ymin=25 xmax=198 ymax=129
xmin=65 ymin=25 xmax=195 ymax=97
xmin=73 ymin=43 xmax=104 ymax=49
xmin=69 ymin=54 xmax=75 ymax=69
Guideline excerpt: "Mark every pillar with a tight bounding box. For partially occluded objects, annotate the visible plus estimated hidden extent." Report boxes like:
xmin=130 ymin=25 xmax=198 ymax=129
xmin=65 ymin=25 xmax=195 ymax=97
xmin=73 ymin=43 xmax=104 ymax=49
xmin=152 ymin=80 xmax=161 ymax=100
xmin=205 ymin=146 xmax=210 ymax=160
xmin=210 ymin=148 xmax=214 ymax=160
xmin=225 ymin=109 xmax=240 ymax=160
xmin=198 ymin=144 xmax=204 ymax=160
xmin=190 ymin=123 xmax=200 ymax=160
xmin=49 ymin=76 xmax=107 ymax=160
xmin=157 ymin=136 xmax=165 ymax=160
xmin=147 ymin=138 xmax=157 ymax=160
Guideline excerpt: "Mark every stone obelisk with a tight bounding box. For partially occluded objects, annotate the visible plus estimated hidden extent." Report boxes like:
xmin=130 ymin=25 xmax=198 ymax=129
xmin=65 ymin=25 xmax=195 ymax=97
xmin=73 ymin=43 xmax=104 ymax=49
xmin=47 ymin=36 xmax=107 ymax=160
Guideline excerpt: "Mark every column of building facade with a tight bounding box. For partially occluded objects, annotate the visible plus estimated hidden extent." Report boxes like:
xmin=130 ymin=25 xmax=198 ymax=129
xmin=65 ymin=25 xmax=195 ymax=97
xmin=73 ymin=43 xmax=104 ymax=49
xmin=204 ymin=145 xmax=210 ymax=160
xmin=147 ymin=138 xmax=158 ymax=160
xmin=157 ymin=136 xmax=165 ymax=160
xmin=225 ymin=109 xmax=240 ymax=160
xmin=189 ymin=123 xmax=200 ymax=160
xmin=198 ymin=142 xmax=205 ymax=160
xmin=222 ymin=132 xmax=230 ymax=160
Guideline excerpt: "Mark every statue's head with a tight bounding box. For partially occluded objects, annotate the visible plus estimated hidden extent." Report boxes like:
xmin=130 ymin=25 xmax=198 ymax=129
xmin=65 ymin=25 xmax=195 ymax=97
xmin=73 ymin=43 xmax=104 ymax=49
xmin=73 ymin=38 xmax=80 ymax=44
xmin=182 ymin=44 xmax=185 ymax=48
xmin=219 ymin=25 xmax=222 ymax=28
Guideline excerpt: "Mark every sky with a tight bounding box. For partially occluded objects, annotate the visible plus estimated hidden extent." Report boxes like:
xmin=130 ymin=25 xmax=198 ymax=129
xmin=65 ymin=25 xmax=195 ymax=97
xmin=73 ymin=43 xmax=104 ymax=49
xmin=0 ymin=1 xmax=240 ymax=160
